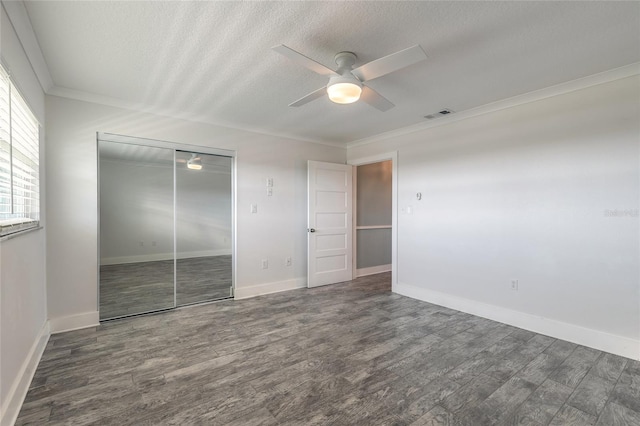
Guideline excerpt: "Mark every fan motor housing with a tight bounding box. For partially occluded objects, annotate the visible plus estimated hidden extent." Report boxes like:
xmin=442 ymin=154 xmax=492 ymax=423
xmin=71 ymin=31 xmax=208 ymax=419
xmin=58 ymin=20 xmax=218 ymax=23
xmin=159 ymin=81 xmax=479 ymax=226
xmin=334 ymin=51 xmax=357 ymax=70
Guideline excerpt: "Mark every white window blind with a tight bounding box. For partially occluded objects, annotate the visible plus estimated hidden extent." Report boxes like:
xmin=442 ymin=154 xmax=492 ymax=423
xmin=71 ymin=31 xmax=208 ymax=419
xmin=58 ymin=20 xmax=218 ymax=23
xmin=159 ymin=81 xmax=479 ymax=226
xmin=0 ymin=65 xmax=40 ymax=236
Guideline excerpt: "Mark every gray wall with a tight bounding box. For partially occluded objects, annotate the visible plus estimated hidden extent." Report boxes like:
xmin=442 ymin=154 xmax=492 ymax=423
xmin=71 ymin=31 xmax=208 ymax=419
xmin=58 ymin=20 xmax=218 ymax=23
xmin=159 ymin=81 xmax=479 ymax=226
xmin=45 ymin=94 xmax=346 ymax=323
xmin=348 ymin=76 xmax=640 ymax=359
xmin=0 ymin=4 xmax=48 ymax=424
xmin=356 ymin=160 xmax=392 ymax=269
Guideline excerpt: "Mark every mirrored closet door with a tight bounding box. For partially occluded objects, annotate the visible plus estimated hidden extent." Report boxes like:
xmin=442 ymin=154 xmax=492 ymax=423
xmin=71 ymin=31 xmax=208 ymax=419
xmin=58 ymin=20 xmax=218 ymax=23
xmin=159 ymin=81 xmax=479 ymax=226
xmin=176 ymin=151 xmax=233 ymax=306
xmin=98 ymin=135 xmax=233 ymax=320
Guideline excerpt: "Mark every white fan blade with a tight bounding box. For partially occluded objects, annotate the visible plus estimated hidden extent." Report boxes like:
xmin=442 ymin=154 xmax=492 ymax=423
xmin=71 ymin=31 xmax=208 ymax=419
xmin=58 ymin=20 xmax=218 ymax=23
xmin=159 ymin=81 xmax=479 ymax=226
xmin=289 ymin=87 xmax=327 ymax=107
xmin=360 ymin=85 xmax=394 ymax=112
xmin=352 ymin=45 xmax=427 ymax=82
xmin=273 ymin=45 xmax=337 ymax=76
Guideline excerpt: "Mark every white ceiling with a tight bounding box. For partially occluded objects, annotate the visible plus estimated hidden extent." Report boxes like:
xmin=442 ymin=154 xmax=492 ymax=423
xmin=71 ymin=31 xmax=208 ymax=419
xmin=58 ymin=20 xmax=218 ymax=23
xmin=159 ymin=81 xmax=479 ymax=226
xmin=22 ymin=1 xmax=640 ymax=145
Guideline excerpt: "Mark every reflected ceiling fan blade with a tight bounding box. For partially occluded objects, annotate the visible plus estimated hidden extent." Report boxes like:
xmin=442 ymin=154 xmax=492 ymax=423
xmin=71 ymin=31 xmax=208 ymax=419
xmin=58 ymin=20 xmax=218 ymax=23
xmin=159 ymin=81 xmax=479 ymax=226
xmin=352 ymin=45 xmax=427 ymax=82
xmin=273 ymin=45 xmax=338 ymax=76
xmin=289 ymin=87 xmax=327 ymax=107
xmin=360 ymin=85 xmax=394 ymax=112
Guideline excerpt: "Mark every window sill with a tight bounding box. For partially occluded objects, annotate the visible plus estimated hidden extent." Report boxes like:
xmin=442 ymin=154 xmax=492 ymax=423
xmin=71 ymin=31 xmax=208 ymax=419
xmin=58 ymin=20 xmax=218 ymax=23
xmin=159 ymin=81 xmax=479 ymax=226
xmin=0 ymin=225 xmax=43 ymax=242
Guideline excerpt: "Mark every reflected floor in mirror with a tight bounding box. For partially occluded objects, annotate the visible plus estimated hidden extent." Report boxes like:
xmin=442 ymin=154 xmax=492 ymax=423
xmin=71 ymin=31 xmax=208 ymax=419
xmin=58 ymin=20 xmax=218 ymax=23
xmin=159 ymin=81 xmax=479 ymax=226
xmin=99 ymin=255 xmax=232 ymax=319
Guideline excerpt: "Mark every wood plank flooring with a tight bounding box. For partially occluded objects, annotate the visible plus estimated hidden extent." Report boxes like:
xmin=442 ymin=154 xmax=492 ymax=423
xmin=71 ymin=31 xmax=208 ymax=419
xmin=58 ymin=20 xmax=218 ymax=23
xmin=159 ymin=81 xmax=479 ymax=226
xmin=17 ymin=273 xmax=640 ymax=425
xmin=99 ymin=255 xmax=232 ymax=319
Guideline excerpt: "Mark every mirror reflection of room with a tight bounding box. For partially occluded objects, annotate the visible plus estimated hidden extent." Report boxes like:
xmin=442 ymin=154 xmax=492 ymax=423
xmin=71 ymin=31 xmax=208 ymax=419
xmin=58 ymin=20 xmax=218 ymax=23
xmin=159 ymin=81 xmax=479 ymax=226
xmin=98 ymin=140 xmax=232 ymax=320
xmin=176 ymin=151 xmax=232 ymax=306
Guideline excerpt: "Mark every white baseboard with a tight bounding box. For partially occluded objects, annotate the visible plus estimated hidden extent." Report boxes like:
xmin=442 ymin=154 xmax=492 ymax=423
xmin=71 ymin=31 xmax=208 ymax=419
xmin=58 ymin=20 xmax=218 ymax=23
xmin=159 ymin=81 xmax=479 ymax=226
xmin=395 ymin=282 xmax=640 ymax=361
xmin=100 ymin=249 xmax=232 ymax=266
xmin=1 ymin=322 xmax=50 ymax=426
xmin=356 ymin=264 xmax=392 ymax=278
xmin=49 ymin=311 xmax=100 ymax=334
xmin=234 ymin=278 xmax=307 ymax=300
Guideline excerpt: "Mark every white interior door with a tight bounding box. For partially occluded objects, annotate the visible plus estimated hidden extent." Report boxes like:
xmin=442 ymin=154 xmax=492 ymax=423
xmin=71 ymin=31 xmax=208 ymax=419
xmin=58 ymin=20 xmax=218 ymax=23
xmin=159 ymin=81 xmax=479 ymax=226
xmin=307 ymin=161 xmax=353 ymax=288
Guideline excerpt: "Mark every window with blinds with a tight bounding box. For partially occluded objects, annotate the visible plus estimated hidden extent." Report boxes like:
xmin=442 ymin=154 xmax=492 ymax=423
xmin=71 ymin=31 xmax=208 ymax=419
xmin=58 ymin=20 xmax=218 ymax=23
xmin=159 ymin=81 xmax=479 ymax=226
xmin=0 ymin=64 xmax=40 ymax=237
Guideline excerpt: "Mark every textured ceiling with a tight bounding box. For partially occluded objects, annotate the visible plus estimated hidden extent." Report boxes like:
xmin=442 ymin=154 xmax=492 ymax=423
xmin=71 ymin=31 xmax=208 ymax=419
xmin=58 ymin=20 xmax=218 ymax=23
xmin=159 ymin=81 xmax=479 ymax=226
xmin=23 ymin=1 xmax=640 ymax=145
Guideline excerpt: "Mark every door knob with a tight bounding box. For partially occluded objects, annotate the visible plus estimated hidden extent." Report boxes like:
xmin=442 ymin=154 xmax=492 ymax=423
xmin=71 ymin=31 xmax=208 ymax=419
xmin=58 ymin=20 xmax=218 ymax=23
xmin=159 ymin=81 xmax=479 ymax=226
xmin=308 ymin=228 xmax=316 ymax=233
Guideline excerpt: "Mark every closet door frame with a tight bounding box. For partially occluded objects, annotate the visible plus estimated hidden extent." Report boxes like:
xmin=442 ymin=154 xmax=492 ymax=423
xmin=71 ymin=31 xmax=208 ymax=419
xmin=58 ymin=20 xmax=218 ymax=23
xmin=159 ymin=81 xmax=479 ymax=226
xmin=96 ymin=132 xmax=236 ymax=320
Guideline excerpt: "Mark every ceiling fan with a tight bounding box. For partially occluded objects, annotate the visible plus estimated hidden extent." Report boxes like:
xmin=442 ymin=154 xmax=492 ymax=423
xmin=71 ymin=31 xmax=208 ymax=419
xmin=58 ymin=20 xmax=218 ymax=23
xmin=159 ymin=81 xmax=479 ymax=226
xmin=175 ymin=153 xmax=202 ymax=170
xmin=273 ymin=44 xmax=427 ymax=111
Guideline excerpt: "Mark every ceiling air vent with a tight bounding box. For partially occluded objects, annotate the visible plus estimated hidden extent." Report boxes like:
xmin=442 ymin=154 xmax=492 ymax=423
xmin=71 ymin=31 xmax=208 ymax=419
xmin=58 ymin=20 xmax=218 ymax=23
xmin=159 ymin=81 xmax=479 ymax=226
xmin=424 ymin=109 xmax=454 ymax=120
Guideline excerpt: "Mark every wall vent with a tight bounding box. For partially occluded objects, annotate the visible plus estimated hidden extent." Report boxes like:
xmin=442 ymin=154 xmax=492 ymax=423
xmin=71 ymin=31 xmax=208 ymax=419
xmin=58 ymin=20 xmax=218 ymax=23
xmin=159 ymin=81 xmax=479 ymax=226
xmin=424 ymin=109 xmax=454 ymax=120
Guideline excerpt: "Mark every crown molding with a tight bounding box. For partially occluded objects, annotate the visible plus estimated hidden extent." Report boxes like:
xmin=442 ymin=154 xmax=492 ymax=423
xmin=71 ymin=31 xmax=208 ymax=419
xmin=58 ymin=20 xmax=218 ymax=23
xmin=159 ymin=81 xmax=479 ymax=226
xmin=2 ymin=0 xmax=53 ymax=92
xmin=48 ymin=62 xmax=640 ymax=151
xmin=2 ymin=0 xmax=343 ymax=149
xmin=47 ymin=86 xmax=347 ymax=149
xmin=46 ymin=59 xmax=640 ymax=151
xmin=346 ymin=62 xmax=640 ymax=149
xmin=7 ymin=0 xmax=635 ymax=151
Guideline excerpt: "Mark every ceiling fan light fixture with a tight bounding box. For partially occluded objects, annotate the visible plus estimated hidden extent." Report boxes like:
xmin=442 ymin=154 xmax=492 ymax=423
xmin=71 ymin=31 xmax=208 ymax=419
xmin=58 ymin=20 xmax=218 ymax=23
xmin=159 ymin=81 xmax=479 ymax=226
xmin=187 ymin=154 xmax=203 ymax=170
xmin=327 ymin=76 xmax=362 ymax=104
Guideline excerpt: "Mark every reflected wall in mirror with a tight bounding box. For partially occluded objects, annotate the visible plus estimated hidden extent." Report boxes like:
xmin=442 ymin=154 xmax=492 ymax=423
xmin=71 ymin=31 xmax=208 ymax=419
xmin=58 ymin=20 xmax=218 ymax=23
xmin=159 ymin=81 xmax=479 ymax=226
xmin=99 ymin=141 xmax=175 ymax=319
xmin=176 ymin=151 xmax=233 ymax=305
xmin=98 ymin=136 xmax=235 ymax=321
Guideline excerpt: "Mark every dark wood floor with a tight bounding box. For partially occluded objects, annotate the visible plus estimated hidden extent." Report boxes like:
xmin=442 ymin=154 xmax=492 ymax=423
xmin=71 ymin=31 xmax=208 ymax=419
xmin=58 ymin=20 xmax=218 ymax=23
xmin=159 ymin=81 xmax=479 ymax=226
xmin=17 ymin=273 xmax=640 ymax=425
xmin=99 ymin=255 xmax=232 ymax=319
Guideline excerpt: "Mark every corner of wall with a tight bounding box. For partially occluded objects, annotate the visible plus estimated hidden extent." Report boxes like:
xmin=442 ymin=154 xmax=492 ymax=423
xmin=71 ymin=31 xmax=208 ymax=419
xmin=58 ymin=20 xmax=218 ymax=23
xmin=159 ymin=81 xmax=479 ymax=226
xmin=234 ymin=278 xmax=307 ymax=299
xmin=395 ymin=281 xmax=640 ymax=361
xmin=48 ymin=311 xmax=100 ymax=334
xmin=0 ymin=322 xmax=50 ymax=426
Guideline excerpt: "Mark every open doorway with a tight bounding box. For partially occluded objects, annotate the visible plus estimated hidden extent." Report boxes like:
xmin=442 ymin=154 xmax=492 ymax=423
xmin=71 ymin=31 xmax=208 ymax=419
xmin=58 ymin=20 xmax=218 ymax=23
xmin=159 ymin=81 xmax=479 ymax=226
xmin=354 ymin=161 xmax=392 ymax=277
xmin=349 ymin=152 xmax=398 ymax=288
